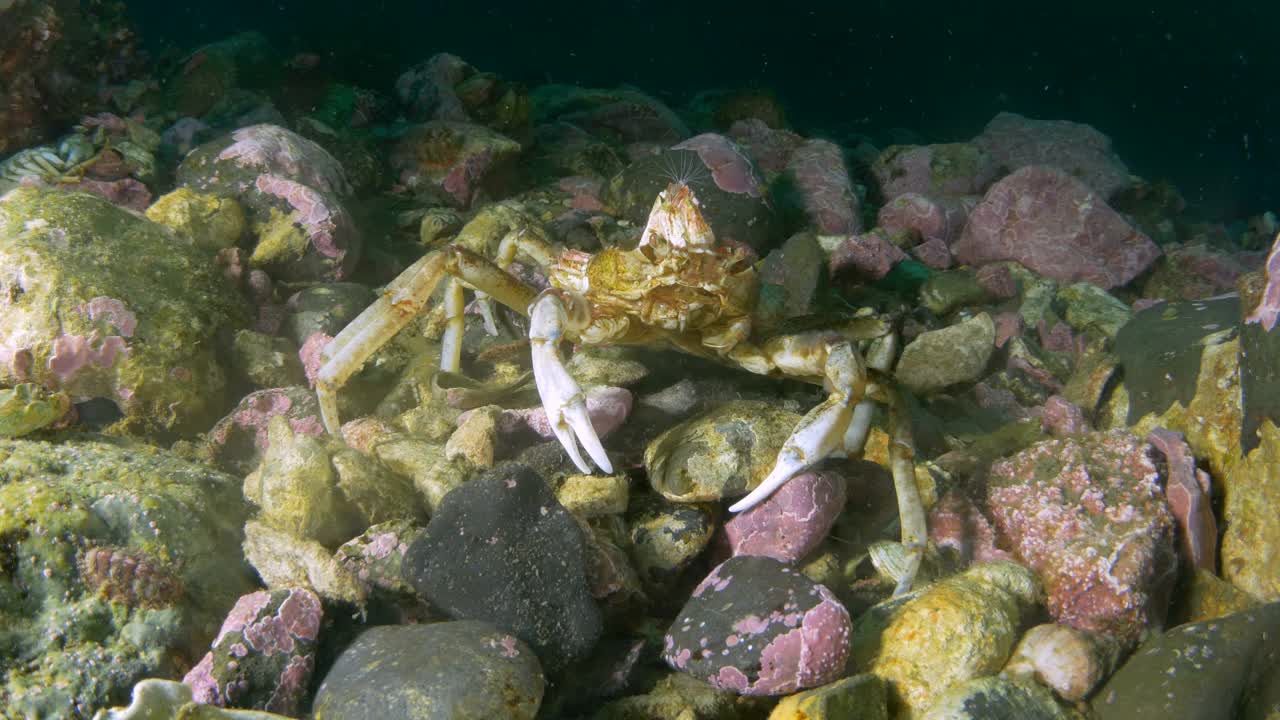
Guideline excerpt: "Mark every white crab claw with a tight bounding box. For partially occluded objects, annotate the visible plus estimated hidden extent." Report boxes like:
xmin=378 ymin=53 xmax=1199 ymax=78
xmin=529 ymin=293 xmax=613 ymax=474
xmin=728 ymin=395 xmax=852 ymax=513
xmin=729 ymin=343 xmax=867 ymax=514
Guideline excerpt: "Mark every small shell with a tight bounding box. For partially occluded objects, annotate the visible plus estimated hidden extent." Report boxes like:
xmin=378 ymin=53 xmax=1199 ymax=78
xmin=868 ymin=539 xmax=913 ymax=585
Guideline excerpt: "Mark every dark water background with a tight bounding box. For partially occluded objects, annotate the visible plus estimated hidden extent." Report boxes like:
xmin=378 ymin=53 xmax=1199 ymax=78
xmin=128 ymin=0 xmax=1277 ymax=220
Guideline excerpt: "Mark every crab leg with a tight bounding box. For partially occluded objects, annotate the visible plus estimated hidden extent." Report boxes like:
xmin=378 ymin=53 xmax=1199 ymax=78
xmin=475 ymin=229 xmax=559 ymax=335
xmin=317 ymin=251 xmax=448 ymax=433
xmin=728 ymin=341 xmax=867 ymax=514
xmin=317 ymin=246 xmax=540 ymax=433
xmin=726 ymin=335 xmax=924 ymax=594
xmin=528 ymin=290 xmax=613 ymax=474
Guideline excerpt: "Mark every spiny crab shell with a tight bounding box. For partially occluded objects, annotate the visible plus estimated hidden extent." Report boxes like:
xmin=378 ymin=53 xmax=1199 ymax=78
xmin=547 ymin=182 xmax=759 ymax=340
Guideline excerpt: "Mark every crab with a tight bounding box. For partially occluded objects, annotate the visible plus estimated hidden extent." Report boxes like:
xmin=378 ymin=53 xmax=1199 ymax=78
xmin=316 ymin=182 xmax=927 ymax=594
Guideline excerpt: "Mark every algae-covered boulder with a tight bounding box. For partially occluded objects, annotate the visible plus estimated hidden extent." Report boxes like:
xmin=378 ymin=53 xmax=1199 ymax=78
xmin=0 ymin=437 xmax=257 ymax=717
xmin=0 ymin=187 xmax=250 ymax=438
xmin=176 ymin=124 xmax=360 ymax=282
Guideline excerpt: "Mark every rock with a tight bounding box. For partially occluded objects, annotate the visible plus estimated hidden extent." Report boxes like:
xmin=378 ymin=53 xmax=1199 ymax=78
xmin=483 ymin=385 xmax=633 ymax=445
xmin=0 ymin=383 xmax=71 ymax=438
xmin=627 ymin=494 xmax=716 ymax=592
xmin=870 ymin=143 xmax=997 ymax=201
xmin=977 ymin=263 xmax=1020 ymax=300
xmin=1108 ymin=296 xmax=1242 ymax=480
xmin=527 ymin=122 xmax=626 ymax=180
xmin=390 ymin=121 xmax=522 ymax=208
xmin=242 ymin=416 xmax=363 ymax=548
xmin=896 ymin=312 xmax=996 ymax=393
xmin=986 ymin=431 xmax=1178 ymax=645
xmin=1146 ymin=427 xmax=1217 ymax=573
xmin=164 ymin=31 xmax=279 ymax=117
xmin=394 ymin=53 xmax=529 ymax=136
xmin=1240 ymin=328 xmax=1280 ymax=459
xmin=242 ymin=520 xmax=367 ymax=606
xmin=664 ymin=555 xmax=852 ymax=696
xmin=952 ymin=166 xmax=1160 ymax=289
xmin=877 ymin=192 xmax=973 ymax=249
xmin=926 ymin=491 xmax=1012 ymax=566
xmin=852 ymin=561 xmax=1042 ymax=719
xmin=0 ymin=187 xmax=250 ymax=437
xmin=58 ymin=177 xmax=152 ymax=212
xmin=205 ymin=387 xmax=325 ymax=476
xmin=0 ymin=437 xmax=256 ymax=716
xmin=444 ymin=404 xmax=499 ymax=466
xmin=593 ymin=671 xmax=769 ymax=720
xmin=729 ymin=118 xmax=806 ymax=180
xmin=1175 ymin=568 xmax=1259 ymax=624
xmin=911 ymin=237 xmax=953 ymax=270
xmin=725 ymin=469 xmax=846 ymax=564
xmin=1244 ymin=232 xmax=1280 ymax=331
xmin=283 ymin=283 xmax=375 ymax=347
xmin=183 ymin=588 xmax=322 ymax=715
xmin=312 ymin=621 xmax=544 ymax=720
xmin=767 ymin=674 xmax=887 ymax=720
xmin=555 ymin=473 xmax=629 ymax=518
xmin=1093 ymin=601 xmax=1280 ymax=719
xmin=531 ymin=84 xmax=689 ymax=147
xmin=403 ymin=464 xmax=602 ymax=671
xmin=1040 ymin=395 xmax=1089 ymax=437
xmin=828 ymin=229 xmax=909 ymax=281
xmin=336 ymin=520 xmax=428 ymax=599
xmin=177 ymin=124 xmax=360 ymax=282
xmin=645 ymin=400 xmax=802 ymax=503
xmin=1142 ymin=243 xmax=1250 ymax=301
xmin=1002 ymin=623 xmax=1122 ymax=702
xmin=918 ymin=270 xmax=989 ymax=316
xmin=784 ymin=138 xmax=862 ymax=234
xmin=581 ymin=521 xmax=644 ymax=605
xmin=756 ymin=232 xmax=827 ymax=333
xmin=973 ymin=112 xmax=1132 ymax=200
xmin=921 ymin=676 xmax=1078 ymax=720
xmin=145 ymin=187 xmax=247 ymax=251
xmin=230 ymin=329 xmax=306 ymax=389
xmin=1220 ymin=420 xmax=1280 ymax=600
xmin=94 ymin=678 xmax=294 ymax=720
xmin=690 ymin=88 xmax=789 ymax=131
xmin=1057 ymin=282 xmax=1132 ymax=339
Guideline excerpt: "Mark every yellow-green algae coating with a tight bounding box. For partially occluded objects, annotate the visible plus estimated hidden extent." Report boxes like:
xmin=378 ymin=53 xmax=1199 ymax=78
xmin=145 ymin=187 xmax=247 ymax=251
xmin=645 ymin=399 xmax=801 ymax=502
xmin=0 ymin=383 xmax=71 ymax=437
xmin=0 ymin=436 xmax=256 ymax=717
xmin=0 ymin=187 xmax=250 ymax=438
xmin=1220 ymin=419 xmax=1280 ymax=601
xmin=852 ymin=561 xmax=1043 ymax=719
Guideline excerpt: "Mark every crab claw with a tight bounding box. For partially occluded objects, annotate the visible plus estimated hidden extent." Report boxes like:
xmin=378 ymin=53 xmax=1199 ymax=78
xmin=728 ymin=343 xmax=867 ymax=513
xmin=529 ymin=292 xmax=612 ymax=474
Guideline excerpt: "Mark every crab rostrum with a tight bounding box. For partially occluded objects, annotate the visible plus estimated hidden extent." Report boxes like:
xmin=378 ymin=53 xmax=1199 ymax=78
xmin=315 ymin=181 xmax=927 ymax=594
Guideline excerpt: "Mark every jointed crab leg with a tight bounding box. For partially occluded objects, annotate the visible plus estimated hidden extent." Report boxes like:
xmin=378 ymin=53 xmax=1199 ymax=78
xmin=725 ymin=334 xmax=924 ymax=595
xmin=728 ymin=341 xmax=867 ymax=514
xmin=316 ymin=246 xmax=539 ymax=434
xmin=528 ymin=290 xmax=613 ymax=474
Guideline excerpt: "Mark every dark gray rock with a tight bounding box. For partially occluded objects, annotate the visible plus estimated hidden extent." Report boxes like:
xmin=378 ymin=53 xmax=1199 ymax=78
xmin=403 ymin=465 xmax=602 ymax=671
xmin=312 ymin=621 xmax=544 ymax=720
xmin=1094 ymin=601 xmax=1280 ymax=719
xmin=1113 ymin=296 xmax=1239 ymax=424
xmin=663 ymin=555 xmax=851 ymax=696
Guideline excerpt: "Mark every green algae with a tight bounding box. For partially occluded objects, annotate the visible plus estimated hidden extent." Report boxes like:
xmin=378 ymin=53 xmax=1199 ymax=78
xmin=0 ymin=436 xmax=256 ymax=717
xmin=0 ymin=187 xmax=250 ymax=439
